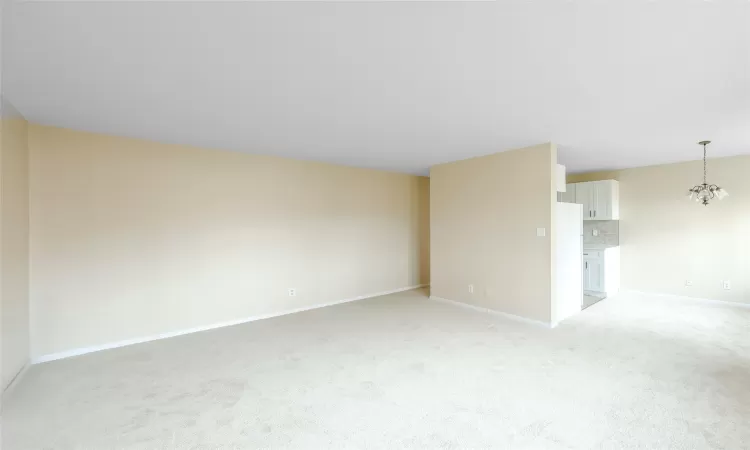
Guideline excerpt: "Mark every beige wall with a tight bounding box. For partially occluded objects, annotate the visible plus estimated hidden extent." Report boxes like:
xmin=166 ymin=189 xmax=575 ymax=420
xmin=420 ymin=177 xmax=430 ymax=284
xmin=1 ymin=113 xmax=30 ymax=390
xmin=569 ymin=155 xmax=750 ymax=304
xmin=430 ymin=143 xmax=557 ymax=323
xmin=29 ymin=125 xmax=430 ymax=360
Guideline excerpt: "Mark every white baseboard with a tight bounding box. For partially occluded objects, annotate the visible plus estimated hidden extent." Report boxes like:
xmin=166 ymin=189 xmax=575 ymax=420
xmin=624 ymin=290 xmax=750 ymax=310
xmin=2 ymin=362 xmax=30 ymax=398
xmin=34 ymin=284 xmax=429 ymax=364
xmin=430 ymin=296 xmax=554 ymax=328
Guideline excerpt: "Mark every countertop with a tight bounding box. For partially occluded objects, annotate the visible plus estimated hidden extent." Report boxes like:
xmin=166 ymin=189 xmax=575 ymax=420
xmin=583 ymin=244 xmax=619 ymax=250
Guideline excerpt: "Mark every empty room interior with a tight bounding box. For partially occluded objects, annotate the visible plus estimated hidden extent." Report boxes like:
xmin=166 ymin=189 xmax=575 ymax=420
xmin=1 ymin=1 xmax=749 ymax=449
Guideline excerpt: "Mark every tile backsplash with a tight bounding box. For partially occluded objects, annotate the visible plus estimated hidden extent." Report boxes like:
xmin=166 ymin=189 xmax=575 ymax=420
xmin=583 ymin=220 xmax=619 ymax=246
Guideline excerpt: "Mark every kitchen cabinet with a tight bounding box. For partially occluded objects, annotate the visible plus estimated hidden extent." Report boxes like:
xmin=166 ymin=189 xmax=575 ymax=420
xmin=557 ymin=183 xmax=576 ymax=203
xmin=582 ymin=247 xmax=620 ymax=296
xmin=575 ymin=183 xmax=595 ymax=219
xmin=556 ymin=164 xmax=567 ymax=192
xmin=592 ymin=180 xmax=618 ymax=220
xmin=583 ymin=251 xmax=603 ymax=292
xmin=563 ymin=180 xmax=619 ymax=220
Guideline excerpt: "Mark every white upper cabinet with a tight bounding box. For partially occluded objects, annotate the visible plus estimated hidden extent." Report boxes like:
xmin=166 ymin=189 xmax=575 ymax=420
xmin=574 ymin=182 xmax=594 ymax=218
xmin=556 ymin=164 xmax=567 ymax=192
xmin=558 ymin=183 xmax=576 ymax=203
xmin=570 ymin=180 xmax=619 ymax=220
xmin=592 ymin=180 xmax=619 ymax=220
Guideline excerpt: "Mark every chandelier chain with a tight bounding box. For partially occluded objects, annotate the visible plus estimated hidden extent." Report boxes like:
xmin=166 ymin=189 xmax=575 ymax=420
xmin=703 ymin=142 xmax=707 ymax=185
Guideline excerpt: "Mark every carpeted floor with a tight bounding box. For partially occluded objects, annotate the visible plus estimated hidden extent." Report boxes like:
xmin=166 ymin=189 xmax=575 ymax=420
xmin=5 ymin=288 xmax=750 ymax=449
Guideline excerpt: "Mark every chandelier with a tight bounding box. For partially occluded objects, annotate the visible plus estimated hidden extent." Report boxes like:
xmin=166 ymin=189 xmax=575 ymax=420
xmin=687 ymin=141 xmax=727 ymax=206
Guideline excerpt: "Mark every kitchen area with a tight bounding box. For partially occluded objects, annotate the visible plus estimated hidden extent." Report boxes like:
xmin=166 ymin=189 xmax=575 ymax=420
xmin=559 ymin=178 xmax=621 ymax=309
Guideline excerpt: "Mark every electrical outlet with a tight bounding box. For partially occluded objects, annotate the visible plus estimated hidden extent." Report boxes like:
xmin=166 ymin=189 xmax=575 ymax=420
xmin=468 ymin=284 xmax=474 ymax=294
xmin=723 ymin=281 xmax=731 ymax=290
xmin=593 ymin=229 xmax=599 ymax=237
xmin=288 ymin=288 xmax=296 ymax=297
xmin=685 ymin=280 xmax=693 ymax=287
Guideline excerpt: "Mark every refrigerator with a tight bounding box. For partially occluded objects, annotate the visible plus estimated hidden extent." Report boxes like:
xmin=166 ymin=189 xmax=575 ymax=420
xmin=554 ymin=202 xmax=583 ymax=325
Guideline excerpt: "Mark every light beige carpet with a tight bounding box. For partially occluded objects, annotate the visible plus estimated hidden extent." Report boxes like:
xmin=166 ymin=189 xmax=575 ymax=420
xmin=4 ymin=288 xmax=750 ymax=449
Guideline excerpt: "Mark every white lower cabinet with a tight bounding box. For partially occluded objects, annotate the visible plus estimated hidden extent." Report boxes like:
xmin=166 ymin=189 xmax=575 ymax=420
xmin=583 ymin=247 xmax=620 ymax=296
xmin=583 ymin=253 xmax=603 ymax=292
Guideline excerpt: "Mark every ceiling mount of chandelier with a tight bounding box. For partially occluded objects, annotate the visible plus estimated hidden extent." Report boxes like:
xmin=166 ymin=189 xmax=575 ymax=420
xmin=687 ymin=141 xmax=727 ymax=206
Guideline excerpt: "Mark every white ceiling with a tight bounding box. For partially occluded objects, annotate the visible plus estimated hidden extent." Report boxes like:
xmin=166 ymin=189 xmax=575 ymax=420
xmin=4 ymin=0 xmax=749 ymax=175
